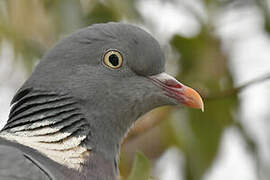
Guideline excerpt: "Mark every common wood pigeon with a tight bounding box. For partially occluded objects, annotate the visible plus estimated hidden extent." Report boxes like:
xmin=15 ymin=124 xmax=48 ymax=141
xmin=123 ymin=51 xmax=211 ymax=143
xmin=0 ymin=22 xmax=203 ymax=180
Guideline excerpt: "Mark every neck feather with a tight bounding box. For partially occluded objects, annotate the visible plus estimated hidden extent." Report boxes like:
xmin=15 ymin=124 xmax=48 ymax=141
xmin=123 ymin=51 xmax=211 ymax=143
xmin=0 ymin=89 xmax=92 ymax=170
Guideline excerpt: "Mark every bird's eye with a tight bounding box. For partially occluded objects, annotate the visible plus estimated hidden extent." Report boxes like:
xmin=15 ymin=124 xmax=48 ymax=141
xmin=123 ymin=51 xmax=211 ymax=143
xmin=103 ymin=50 xmax=123 ymax=69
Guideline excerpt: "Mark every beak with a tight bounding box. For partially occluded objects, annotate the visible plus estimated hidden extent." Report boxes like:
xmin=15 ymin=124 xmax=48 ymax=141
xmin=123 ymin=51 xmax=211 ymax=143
xmin=149 ymin=72 xmax=204 ymax=111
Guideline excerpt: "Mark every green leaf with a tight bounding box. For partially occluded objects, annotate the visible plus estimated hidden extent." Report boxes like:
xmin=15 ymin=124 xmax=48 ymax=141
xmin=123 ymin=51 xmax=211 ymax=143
xmin=127 ymin=152 xmax=151 ymax=180
xmin=168 ymin=27 xmax=238 ymax=180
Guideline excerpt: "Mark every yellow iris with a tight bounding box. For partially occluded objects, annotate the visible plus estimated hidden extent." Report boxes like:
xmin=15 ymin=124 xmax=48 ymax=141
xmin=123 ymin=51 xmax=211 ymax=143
xmin=103 ymin=50 xmax=123 ymax=69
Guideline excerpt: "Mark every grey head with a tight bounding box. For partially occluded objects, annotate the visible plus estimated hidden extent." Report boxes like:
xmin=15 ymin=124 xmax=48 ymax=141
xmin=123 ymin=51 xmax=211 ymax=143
xmin=1 ymin=22 xmax=203 ymax=179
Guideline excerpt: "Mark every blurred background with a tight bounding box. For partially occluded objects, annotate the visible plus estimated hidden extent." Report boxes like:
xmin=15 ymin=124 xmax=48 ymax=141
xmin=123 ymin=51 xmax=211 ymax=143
xmin=0 ymin=0 xmax=270 ymax=180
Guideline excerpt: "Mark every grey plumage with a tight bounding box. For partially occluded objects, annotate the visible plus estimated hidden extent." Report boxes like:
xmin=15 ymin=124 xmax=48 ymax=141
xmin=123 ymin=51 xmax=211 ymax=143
xmin=0 ymin=22 xmax=203 ymax=180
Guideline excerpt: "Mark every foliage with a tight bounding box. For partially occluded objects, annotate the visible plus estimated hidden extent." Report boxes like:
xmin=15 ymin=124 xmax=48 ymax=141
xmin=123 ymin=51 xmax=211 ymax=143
xmin=127 ymin=152 xmax=151 ymax=180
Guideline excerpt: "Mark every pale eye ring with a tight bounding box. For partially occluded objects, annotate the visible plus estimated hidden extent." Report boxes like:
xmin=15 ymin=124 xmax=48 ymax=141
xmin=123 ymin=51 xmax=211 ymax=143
xmin=103 ymin=50 xmax=123 ymax=69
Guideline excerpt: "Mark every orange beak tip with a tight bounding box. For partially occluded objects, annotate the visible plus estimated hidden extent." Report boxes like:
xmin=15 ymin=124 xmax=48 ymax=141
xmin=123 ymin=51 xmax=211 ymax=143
xmin=184 ymin=86 xmax=204 ymax=112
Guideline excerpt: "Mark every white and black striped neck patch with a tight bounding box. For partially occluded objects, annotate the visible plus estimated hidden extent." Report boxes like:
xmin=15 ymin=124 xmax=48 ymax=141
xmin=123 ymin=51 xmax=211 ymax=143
xmin=0 ymin=88 xmax=92 ymax=170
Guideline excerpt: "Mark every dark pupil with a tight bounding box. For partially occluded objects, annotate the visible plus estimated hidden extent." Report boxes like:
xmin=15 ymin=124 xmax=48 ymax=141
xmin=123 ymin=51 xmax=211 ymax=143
xmin=109 ymin=54 xmax=119 ymax=66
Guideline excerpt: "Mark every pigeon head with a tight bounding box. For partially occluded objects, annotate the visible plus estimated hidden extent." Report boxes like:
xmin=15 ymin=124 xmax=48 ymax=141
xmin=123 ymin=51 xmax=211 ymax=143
xmin=27 ymin=23 xmax=202 ymax=109
xmin=2 ymin=23 xmax=203 ymax=175
xmin=22 ymin=22 xmax=203 ymax=138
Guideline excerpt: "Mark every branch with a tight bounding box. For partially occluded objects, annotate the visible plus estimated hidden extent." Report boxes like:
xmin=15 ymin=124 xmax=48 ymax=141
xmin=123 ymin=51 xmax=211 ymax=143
xmin=205 ymin=72 xmax=270 ymax=100
xmin=123 ymin=107 xmax=171 ymax=144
